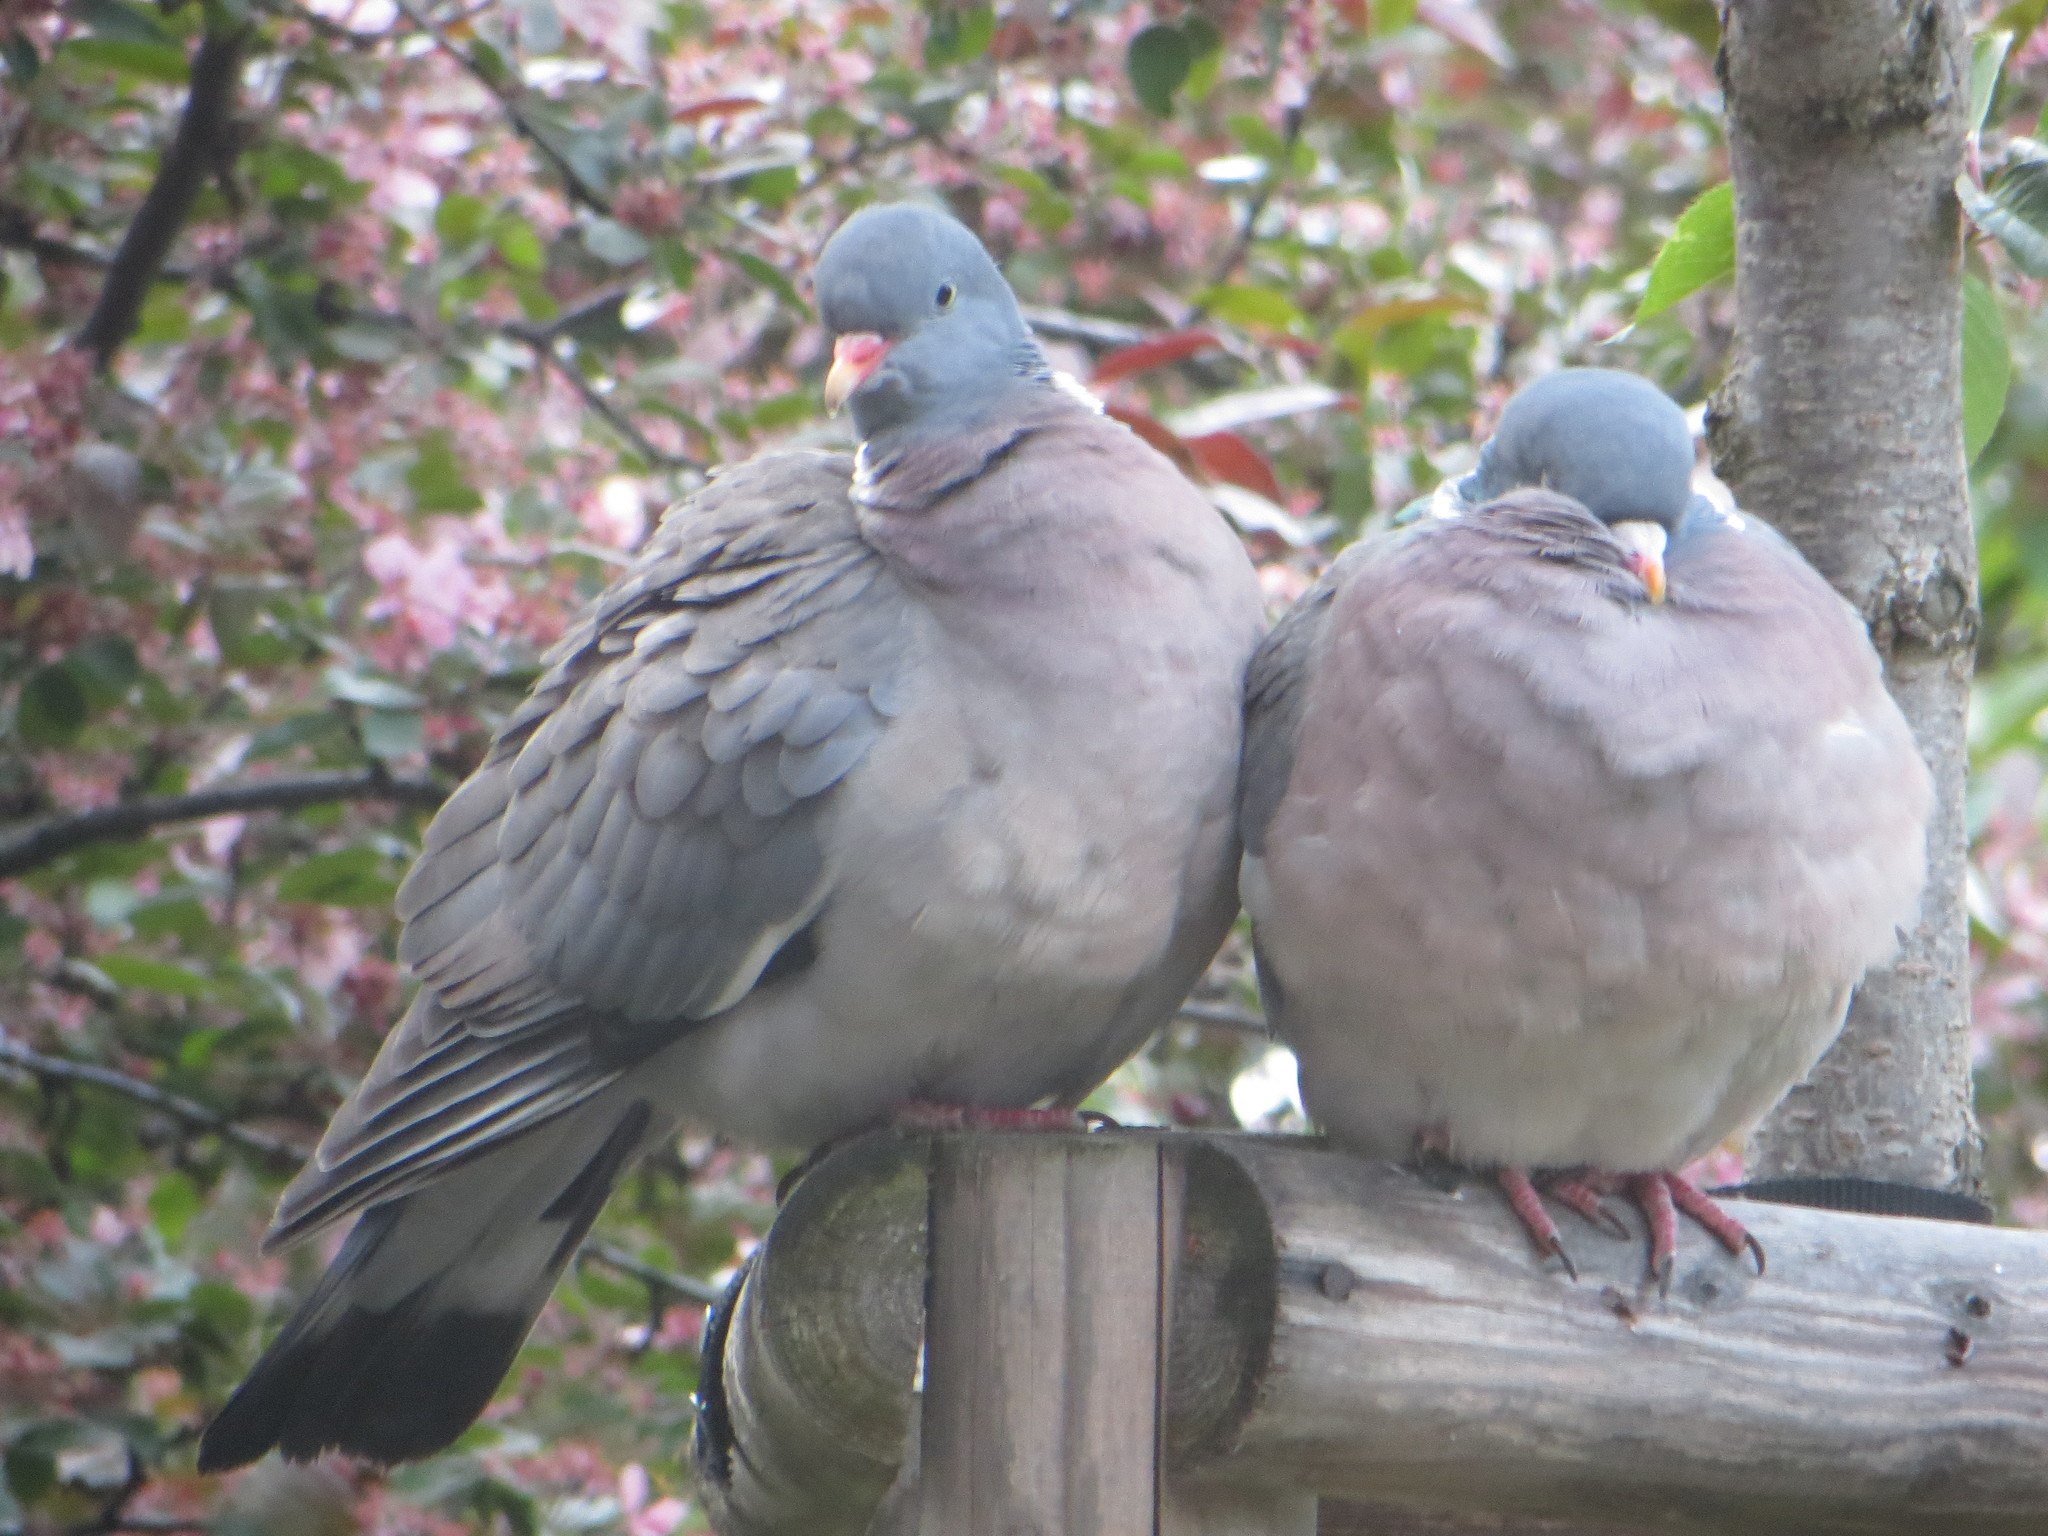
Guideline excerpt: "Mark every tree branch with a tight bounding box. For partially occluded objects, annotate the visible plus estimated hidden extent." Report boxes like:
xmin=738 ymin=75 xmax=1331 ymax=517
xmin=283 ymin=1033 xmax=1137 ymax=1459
xmin=527 ymin=339 xmax=700 ymax=472
xmin=579 ymin=1237 xmax=727 ymax=1309
xmin=1713 ymin=0 xmax=1981 ymax=1193
xmin=1176 ymin=999 xmax=1269 ymax=1034
xmin=0 ymin=769 xmax=445 ymax=881
xmin=0 ymin=1034 xmax=311 ymax=1169
xmin=74 ymin=25 xmax=250 ymax=370
xmin=1201 ymin=75 xmax=1321 ymax=295
xmin=387 ymin=0 xmax=614 ymax=215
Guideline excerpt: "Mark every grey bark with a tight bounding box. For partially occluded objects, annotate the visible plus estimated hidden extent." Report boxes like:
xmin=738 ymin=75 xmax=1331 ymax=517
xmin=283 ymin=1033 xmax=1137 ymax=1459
xmin=1709 ymin=0 xmax=1982 ymax=1192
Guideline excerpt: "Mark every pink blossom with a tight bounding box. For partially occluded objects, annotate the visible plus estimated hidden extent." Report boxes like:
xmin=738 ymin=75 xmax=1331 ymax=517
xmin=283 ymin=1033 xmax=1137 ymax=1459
xmin=362 ymin=527 xmax=510 ymax=650
xmin=0 ymin=505 xmax=32 ymax=579
xmin=617 ymin=1464 xmax=690 ymax=1536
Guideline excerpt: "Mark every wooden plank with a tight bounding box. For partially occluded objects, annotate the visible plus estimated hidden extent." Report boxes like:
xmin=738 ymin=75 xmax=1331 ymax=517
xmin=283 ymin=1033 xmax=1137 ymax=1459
xmin=697 ymin=1130 xmax=2048 ymax=1536
xmin=915 ymin=1133 xmax=1164 ymax=1535
xmin=1214 ymin=1139 xmax=2048 ymax=1534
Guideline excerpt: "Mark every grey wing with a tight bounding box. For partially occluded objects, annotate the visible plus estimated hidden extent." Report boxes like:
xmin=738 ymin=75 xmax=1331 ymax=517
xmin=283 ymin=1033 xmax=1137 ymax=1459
xmin=269 ymin=450 xmax=908 ymax=1247
xmin=1237 ymin=534 xmax=1399 ymax=857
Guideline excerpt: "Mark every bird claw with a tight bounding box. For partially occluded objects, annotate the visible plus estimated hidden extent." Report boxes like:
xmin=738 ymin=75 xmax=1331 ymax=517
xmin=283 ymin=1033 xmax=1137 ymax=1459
xmin=1491 ymin=1166 xmax=1766 ymax=1291
xmin=1628 ymin=1171 xmax=1764 ymax=1289
xmin=1496 ymin=1167 xmax=1579 ymax=1280
xmin=1664 ymin=1172 xmax=1766 ymax=1275
xmin=1544 ymin=1172 xmax=1632 ymax=1240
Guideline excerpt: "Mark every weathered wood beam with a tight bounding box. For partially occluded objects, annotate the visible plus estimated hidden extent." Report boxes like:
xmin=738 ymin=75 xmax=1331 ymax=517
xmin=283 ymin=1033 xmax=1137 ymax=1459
xmin=692 ymin=1131 xmax=2048 ymax=1536
xmin=915 ymin=1135 xmax=1162 ymax=1532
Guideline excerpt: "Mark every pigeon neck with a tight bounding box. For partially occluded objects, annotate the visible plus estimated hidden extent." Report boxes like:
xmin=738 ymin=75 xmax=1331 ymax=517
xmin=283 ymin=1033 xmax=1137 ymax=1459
xmin=855 ymin=368 xmax=1058 ymax=465
xmin=853 ymin=385 xmax=1083 ymax=516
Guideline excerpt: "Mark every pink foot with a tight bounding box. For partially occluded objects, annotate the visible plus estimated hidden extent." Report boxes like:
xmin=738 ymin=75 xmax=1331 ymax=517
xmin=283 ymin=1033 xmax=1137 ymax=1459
xmin=1496 ymin=1167 xmax=1578 ymax=1280
xmin=891 ymin=1103 xmax=1115 ymax=1133
xmin=1545 ymin=1171 xmax=1630 ymax=1239
xmin=1626 ymin=1171 xmax=1765 ymax=1293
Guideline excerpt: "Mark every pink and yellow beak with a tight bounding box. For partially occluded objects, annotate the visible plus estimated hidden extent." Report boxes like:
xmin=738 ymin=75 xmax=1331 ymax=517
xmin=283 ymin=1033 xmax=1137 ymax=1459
xmin=1612 ymin=519 xmax=1668 ymax=605
xmin=824 ymin=332 xmax=892 ymax=414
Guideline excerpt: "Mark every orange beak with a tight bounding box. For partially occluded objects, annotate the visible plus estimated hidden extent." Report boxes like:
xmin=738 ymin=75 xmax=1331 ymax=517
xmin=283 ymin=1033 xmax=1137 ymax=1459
xmin=824 ymin=332 xmax=891 ymax=414
xmin=1612 ymin=519 xmax=1668 ymax=605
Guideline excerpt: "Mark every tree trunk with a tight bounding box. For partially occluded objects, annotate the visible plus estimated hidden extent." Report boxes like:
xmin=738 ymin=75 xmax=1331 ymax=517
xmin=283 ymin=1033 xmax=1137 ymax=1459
xmin=1709 ymin=0 xmax=1982 ymax=1194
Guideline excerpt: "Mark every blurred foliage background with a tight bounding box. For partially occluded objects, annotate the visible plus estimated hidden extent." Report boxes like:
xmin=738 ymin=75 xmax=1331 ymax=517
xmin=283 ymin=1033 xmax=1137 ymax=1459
xmin=2 ymin=0 xmax=2045 ymax=1530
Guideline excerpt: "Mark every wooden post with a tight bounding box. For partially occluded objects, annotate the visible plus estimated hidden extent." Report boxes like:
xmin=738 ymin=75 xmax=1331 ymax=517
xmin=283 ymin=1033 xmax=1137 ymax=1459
xmin=916 ymin=1133 xmax=1163 ymax=1533
xmin=694 ymin=1132 xmax=2048 ymax=1535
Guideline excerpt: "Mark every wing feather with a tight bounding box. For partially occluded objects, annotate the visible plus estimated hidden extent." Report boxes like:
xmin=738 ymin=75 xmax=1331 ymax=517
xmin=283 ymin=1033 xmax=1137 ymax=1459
xmin=269 ymin=450 xmax=911 ymax=1246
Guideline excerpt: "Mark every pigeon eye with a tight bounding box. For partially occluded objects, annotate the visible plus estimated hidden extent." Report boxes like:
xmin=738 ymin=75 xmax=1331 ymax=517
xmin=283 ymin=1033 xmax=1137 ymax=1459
xmin=935 ymin=282 xmax=957 ymax=310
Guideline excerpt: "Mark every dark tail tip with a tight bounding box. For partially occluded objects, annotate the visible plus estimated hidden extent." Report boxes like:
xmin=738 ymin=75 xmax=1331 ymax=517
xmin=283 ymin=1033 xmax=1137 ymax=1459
xmin=199 ymin=1300 xmax=530 ymax=1469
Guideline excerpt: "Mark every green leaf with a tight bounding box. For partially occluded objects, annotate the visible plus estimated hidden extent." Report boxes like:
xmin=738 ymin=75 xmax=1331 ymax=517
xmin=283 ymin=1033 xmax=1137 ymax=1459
xmin=3 ymin=28 xmax=42 ymax=83
xmin=134 ymin=283 xmax=190 ymax=345
xmin=1996 ymin=0 xmax=2048 ymax=42
xmin=582 ymin=216 xmax=650 ymax=266
xmin=1971 ymin=30 xmax=2014 ymax=137
xmin=924 ymin=4 xmax=995 ymax=66
xmin=359 ymin=705 xmax=423 ymax=761
xmin=322 ymin=667 xmax=424 ymax=710
xmin=62 ymin=35 xmax=188 ymax=84
xmin=1958 ymin=148 xmax=2048 ymax=276
xmin=1127 ymin=23 xmax=1192 ymax=116
xmin=146 ymin=1171 xmax=201 ymax=1245
xmin=70 ymin=0 xmax=177 ymax=46
xmin=1196 ymin=283 xmax=1306 ymax=332
xmin=493 ymin=216 xmax=546 ymax=273
xmin=276 ymin=847 xmax=398 ymax=907
xmin=97 ymin=954 xmax=211 ymax=997
xmin=66 ymin=634 xmax=139 ymax=709
xmin=1962 ymin=272 xmax=2011 ymax=465
xmin=745 ymin=164 xmax=801 ymax=208
xmin=994 ymin=165 xmax=1073 ymax=235
xmin=725 ymin=247 xmax=808 ymax=313
xmin=1619 ymin=0 xmax=1720 ymax=52
xmin=1373 ymin=0 xmax=1419 ymax=34
xmin=1635 ymin=180 xmax=1735 ymax=322
xmin=17 ymin=663 xmax=89 ymax=746
xmin=435 ymin=191 xmax=490 ymax=248
xmin=407 ymin=431 xmax=483 ymax=514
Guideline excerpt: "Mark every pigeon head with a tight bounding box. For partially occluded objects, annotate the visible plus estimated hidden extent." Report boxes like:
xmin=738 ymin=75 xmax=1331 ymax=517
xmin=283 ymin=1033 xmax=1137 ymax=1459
xmin=1464 ymin=367 xmax=1699 ymax=604
xmin=815 ymin=202 xmax=1050 ymax=446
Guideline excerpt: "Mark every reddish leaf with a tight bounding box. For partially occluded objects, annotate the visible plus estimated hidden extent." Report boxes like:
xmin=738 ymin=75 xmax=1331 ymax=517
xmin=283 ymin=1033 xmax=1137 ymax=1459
xmin=1090 ymin=329 xmax=1223 ymax=385
xmin=1337 ymin=293 xmax=1482 ymax=340
xmin=674 ymin=95 xmax=770 ymax=124
xmin=1104 ymin=403 xmax=1200 ymax=479
xmin=1184 ymin=432 xmax=1284 ymax=503
xmin=988 ymin=19 xmax=1042 ymax=62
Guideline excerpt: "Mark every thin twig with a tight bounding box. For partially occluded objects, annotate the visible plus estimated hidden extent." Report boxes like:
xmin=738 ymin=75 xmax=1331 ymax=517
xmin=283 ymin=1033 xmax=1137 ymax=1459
xmin=1201 ymin=74 xmax=1323 ymax=295
xmin=0 ymin=1035 xmax=312 ymax=1169
xmin=1017 ymin=305 xmax=1152 ymax=350
xmin=1176 ymin=999 xmax=1270 ymax=1034
xmin=501 ymin=282 xmax=636 ymax=345
xmin=388 ymin=0 xmax=614 ymax=215
xmin=529 ymin=338 xmax=700 ymax=471
xmin=580 ymin=1237 xmax=727 ymax=1308
xmin=0 ymin=769 xmax=445 ymax=881
xmin=75 ymin=25 xmax=251 ymax=369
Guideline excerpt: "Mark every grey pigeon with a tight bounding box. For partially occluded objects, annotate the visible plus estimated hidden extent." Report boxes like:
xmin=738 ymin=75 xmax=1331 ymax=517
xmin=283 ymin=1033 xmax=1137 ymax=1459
xmin=199 ymin=202 xmax=1263 ymax=1468
xmin=1239 ymin=368 xmax=1930 ymax=1284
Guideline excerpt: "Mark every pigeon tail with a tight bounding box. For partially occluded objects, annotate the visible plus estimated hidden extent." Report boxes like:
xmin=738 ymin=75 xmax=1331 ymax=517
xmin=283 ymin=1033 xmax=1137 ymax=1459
xmin=199 ymin=1097 xmax=652 ymax=1469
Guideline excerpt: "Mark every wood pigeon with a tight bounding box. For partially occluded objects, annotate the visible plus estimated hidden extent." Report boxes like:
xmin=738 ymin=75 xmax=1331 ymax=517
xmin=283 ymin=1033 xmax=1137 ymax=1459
xmin=1238 ymin=368 xmax=1931 ymax=1285
xmin=198 ymin=202 xmax=1264 ymax=1468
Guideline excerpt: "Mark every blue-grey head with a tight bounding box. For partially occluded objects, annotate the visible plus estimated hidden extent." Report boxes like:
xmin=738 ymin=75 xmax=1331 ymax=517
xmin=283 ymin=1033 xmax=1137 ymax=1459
xmin=814 ymin=202 xmax=1052 ymax=447
xmin=1459 ymin=367 xmax=1702 ymax=603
